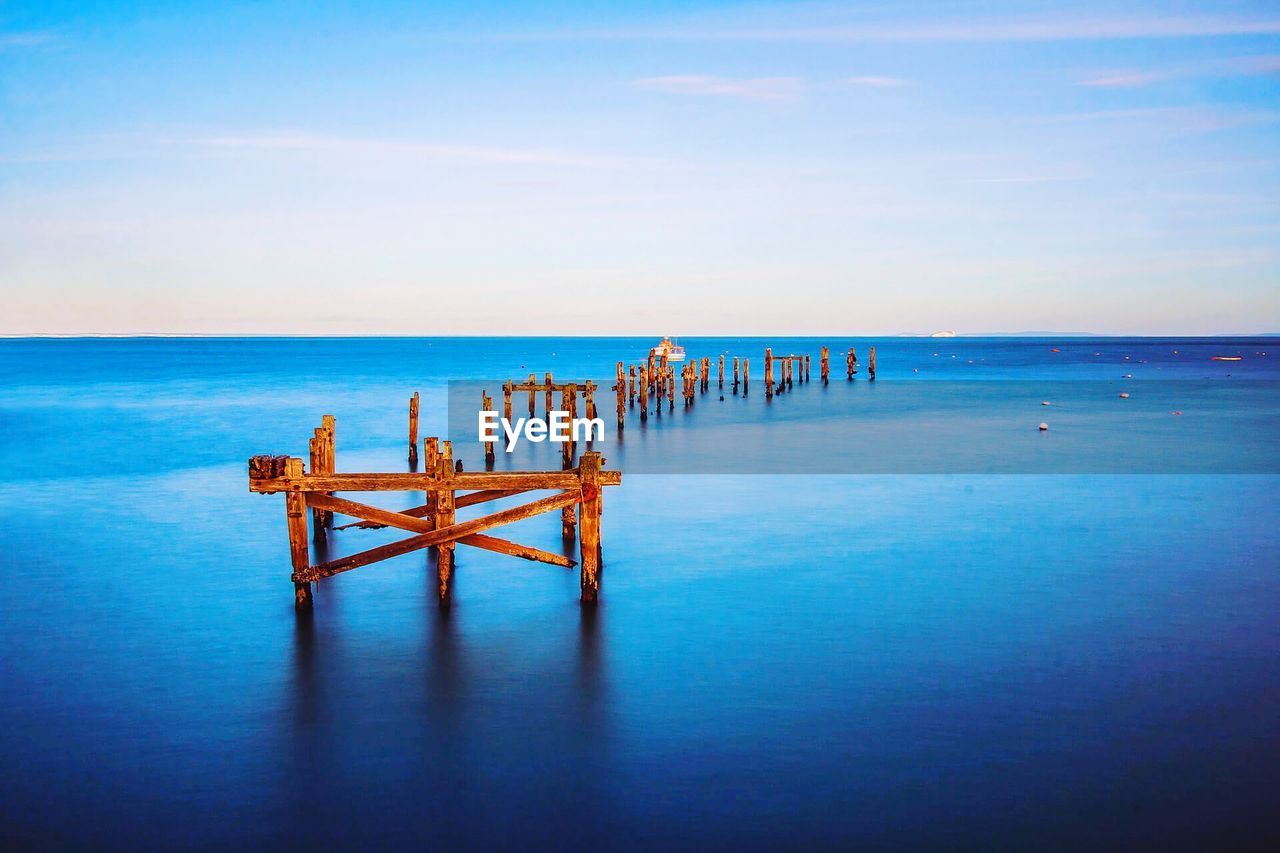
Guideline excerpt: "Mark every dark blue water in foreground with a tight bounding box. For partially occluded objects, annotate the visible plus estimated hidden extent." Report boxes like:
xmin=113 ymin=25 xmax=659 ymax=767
xmin=1 ymin=337 xmax=1277 ymax=848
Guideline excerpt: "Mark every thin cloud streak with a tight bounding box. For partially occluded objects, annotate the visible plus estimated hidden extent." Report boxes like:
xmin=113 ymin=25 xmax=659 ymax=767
xmin=163 ymin=132 xmax=611 ymax=166
xmin=845 ymin=75 xmax=910 ymax=88
xmin=1079 ymin=54 xmax=1280 ymax=87
xmin=504 ymin=14 xmax=1280 ymax=44
xmin=0 ymin=31 xmax=56 ymax=48
xmin=634 ymin=75 xmax=804 ymax=101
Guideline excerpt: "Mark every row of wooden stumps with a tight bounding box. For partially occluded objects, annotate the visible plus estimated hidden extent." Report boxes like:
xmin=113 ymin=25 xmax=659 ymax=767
xmin=483 ymin=343 xmax=878 ymax=432
xmin=253 ymin=415 xmax=621 ymax=607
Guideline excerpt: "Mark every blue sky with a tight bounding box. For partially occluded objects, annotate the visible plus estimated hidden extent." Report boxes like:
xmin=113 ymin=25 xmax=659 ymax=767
xmin=2 ymin=1 xmax=1278 ymax=335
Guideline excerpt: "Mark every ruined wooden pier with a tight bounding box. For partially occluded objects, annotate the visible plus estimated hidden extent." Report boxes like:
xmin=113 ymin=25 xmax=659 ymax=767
xmin=251 ymin=415 xmax=621 ymax=608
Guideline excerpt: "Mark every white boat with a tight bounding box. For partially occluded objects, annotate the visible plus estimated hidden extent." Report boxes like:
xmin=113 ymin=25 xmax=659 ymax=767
xmin=650 ymin=336 xmax=686 ymax=362
xmin=930 ymin=330 xmax=957 ymax=338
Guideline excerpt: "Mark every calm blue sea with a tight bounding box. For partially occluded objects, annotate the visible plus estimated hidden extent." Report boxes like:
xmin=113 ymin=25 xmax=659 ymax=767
xmin=1 ymin=337 xmax=1277 ymax=848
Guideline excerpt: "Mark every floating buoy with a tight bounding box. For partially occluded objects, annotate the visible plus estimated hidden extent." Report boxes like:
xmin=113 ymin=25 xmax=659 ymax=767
xmin=1038 ymin=422 xmax=1049 ymax=431
xmin=1122 ymin=373 xmax=1132 ymax=378
xmin=1119 ymin=392 xmax=1130 ymax=398
xmin=913 ymin=368 xmax=919 ymax=373
xmin=1172 ymin=410 xmax=1182 ymax=416
xmin=1042 ymin=401 xmax=1051 ymax=406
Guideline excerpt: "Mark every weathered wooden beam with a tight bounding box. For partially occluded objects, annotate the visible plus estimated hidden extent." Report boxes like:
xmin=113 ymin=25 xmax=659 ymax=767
xmin=250 ymin=469 xmax=620 ymax=493
xmin=433 ymin=456 xmax=455 ymax=601
xmin=869 ymin=345 xmax=876 ymax=380
xmin=458 ymin=533 xmax=575 ymax=568
xmin=283 ymin=458 xmax=312 ymax=605
xmin=332 ymin=487 xmax=527 ymax=530
xmin=578 ymin=451 xmax=603 ymax=601
xmin=307 ymin=490 xmax=581 ymax=581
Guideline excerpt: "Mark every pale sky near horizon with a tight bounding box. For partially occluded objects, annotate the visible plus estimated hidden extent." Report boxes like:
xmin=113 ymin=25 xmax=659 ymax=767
xmin=2 ymin=0 xmax=1278 ymax=335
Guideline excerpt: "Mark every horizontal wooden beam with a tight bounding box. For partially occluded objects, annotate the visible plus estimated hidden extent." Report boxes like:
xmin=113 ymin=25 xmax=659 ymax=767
xmin=302 ymin=490 xmax=581 ymax=581
xmin=251 ymin=470 xmax=620 ymax=494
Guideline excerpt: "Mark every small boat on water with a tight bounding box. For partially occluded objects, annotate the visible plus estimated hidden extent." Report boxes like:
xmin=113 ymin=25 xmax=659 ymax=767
xmin=650 ymin=336 xmax=686 ymax=362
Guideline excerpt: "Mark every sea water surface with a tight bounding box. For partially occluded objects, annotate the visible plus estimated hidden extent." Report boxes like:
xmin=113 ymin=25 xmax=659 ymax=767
xmin=1 ymin=337 xmax=1277 ymax=848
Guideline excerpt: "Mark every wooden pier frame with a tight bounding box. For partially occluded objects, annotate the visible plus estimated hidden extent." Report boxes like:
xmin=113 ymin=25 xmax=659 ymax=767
xmin=251 ymin=432 xmax=621 ymax=605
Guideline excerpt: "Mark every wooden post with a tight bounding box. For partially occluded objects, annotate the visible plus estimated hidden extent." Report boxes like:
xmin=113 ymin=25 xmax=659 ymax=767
xmin=309 ymin=431 xmax=325 ymax=537
xmin=639 ymin=366 xmax=649 ymax=420
xmin=701 ymin=357 xmax=709 ymax=392
xmin=545 ymin=372 xmax=554 ymax=416
xmin=743 ymin=358 xmax=749 ymax=395
xmin=718 ymin=355 xmax=725 ymax=389
xmin=320 ymin=415 xmax=336 ymax=526
xmin=284 ymin=457 xmax=312 ymax=607
xmin=578 ymin=451 xmax=602 ymax=602
xmin=805 ymin=354 xmax=812 ymax=383
xmin=765 ymin=348 xmax=774 ymax=398
xmin=821 ymin=346 xmax=829 ymax=384
xmin=482 ymin=391 xmax=496 ymax=464
xmin=628 ymin=364 xmax=636 ymax=406
xmin=733 ymin=356 xmax=740 ymax=393
xmin=503 ymin=381 xmax=513 ymax=422
xmin=433 ymin=453 xmax=455 ymax=602
xmin=585 ymin=380 xmax=597 ymax=423
xmin=528 ymin=373 xmax=537 ymax=417
xmin=615 ymin=364 xmax=625 ymax=430
xmin=561 ymin=387 xmax=574 ymax=468
xmin=869 ymin=346 xmax=876 ymax=380
xmin=667 ymin=367 xmax=674 ymax=411
xmin=408 ymin=392 xmax=420 ymax=464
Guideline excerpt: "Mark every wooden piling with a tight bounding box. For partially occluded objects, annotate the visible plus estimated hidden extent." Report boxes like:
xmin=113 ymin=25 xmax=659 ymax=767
xmin=869 ymin=346 xmax=876 ymax=380
xmin=560 ymin=387 xmax=574 ymax=468
xmin=718 ymin=355 xmax=725 ymax=389
xmin=284 ymin=457 xmax=312 ymax=607
xmin=765 ymin=348 xmax=774 ymax=398
xmin=503 ymin=381 xmax=513 ymax=422
xmin=528 ymin=373 xmax=537 ymax=417
xmin=847 ymin=347 xmax=856 ymax=379
xmin=667 ymin=367 xmax=674 ymax=411
xmin=628 ymin=364 xmax=636 ymax=406
xmin=545 ymin=372 xmax=554 ymax=416
xmin=639 ymin=365 xmax=649 ymax=420
xmin=482 ymin=391 xmax=496 ymax=464
xmin=701 ymin=357 xmax=709 ymax=392
xmin=743 ymin=358 xmax=749 ymax=395
xmin=309 ymin=433 xmax=325 ymax=538
xmin=408 ymin=392 xmax=420 ymax=464
xmin=615 ymin=362 xmax=626 ymax=430
xmin=821 ymin=346 xmax=829 ymax=384
xmin=578 ymin=451 xmax=603 ymax=602
xmin=433 ymin=452 xmax=455 ymax=602
xmin=733 ymin=356 xmax=740 ymax=393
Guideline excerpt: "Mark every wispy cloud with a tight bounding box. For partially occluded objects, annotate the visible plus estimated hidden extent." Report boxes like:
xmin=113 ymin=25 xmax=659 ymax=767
xmin=1041 ymin=106 xmax=1280 ymax=132
xmin=845 ymin=75 xmax=910 ymax=88
xmin=506 ymin=14 xmax=1280 ymax=44
xmin=0 ymin=31 xmax=55 ymax=49
xmin=1079 ymin=54 xmax=1280 ymax=87
xmin=633 ymin=75 xmax=804 ymax=101
xmin=165 ymin=132 xmax=606 ymax=166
